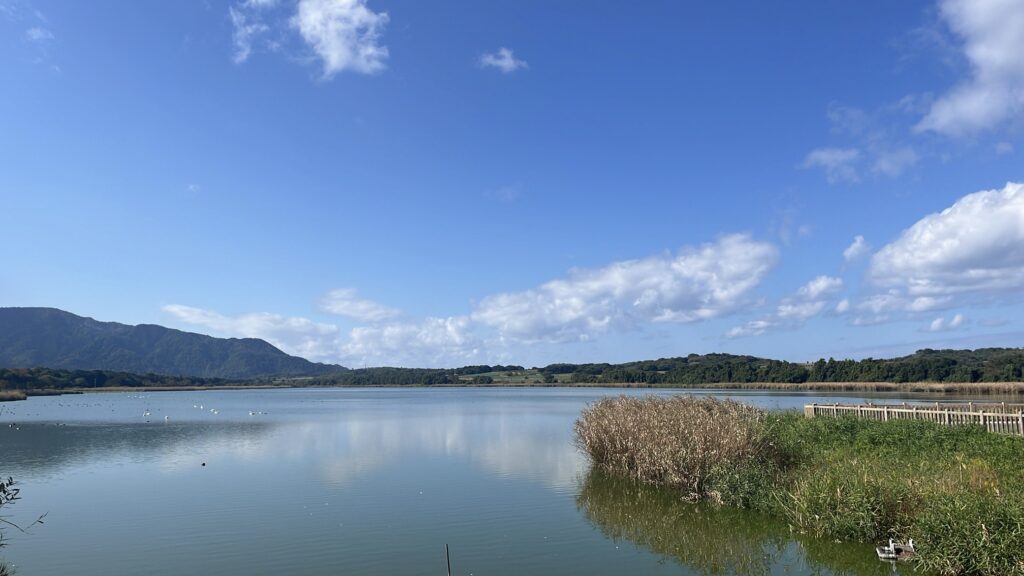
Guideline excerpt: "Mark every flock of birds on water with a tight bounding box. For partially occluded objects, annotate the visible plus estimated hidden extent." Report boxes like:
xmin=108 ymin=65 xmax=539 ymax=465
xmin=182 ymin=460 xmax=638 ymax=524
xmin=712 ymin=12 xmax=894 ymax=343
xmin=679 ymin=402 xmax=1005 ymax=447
xmin=1 ymin=393 xmax=270 ymax=431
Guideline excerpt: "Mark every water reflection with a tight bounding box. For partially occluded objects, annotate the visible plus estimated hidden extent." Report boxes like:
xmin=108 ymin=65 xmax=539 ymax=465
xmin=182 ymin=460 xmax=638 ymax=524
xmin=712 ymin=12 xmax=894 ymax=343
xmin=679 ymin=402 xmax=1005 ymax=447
xmin=576 ymin=469 xmax=910 ymax=576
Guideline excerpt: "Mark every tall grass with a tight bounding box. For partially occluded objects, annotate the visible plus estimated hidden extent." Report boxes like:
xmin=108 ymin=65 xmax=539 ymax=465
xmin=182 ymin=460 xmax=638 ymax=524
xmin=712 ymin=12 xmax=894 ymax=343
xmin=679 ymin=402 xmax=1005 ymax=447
xmin=0 ymin=391 xmax=26 ymax=402
xmin=576 ymin=395 xmax=1024 ymax=575
xmin=574 ymin=396 xmax=768 ymax=497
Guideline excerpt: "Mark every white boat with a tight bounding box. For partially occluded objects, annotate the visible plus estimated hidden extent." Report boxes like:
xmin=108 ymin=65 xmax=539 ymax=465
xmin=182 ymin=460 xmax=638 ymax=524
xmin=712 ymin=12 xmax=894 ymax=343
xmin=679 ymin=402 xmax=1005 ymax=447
xmin=876 ymin=538 xmax=915 ymax=561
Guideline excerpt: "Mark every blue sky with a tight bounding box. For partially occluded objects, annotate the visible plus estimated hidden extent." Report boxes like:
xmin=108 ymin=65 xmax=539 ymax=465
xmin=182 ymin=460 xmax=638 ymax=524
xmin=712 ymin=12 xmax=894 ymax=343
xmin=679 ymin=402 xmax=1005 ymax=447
xmin=2 ymin=0 xmax=1023 ymax=367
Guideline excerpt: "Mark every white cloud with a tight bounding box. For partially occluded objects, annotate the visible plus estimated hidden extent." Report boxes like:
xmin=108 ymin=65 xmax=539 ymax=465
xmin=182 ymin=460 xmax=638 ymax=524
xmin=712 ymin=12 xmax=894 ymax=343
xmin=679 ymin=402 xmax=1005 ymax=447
xmin=995 ymin=141 xmax=1014 ymax=155
xmin=843 ymin=235 xmax=871 ymax=262
xmin=916 ymin=0 xmax=1024 ymax=136
xmin=163 ymin=304 xmax=340 ymax=362
xmin=871 ymin=147 xmax=919 ymax=177
xmin=472 ymin=234 xmax=778 ymax=343
xmin=800 ymin=147 xmax=860 ymax=183
xmin=871 ymin=182 xmax=1024 ymax=297
xmin=229 ymin=2 xmax=273 ymax=63
xmin=25 ymin=26 xmax=53 ymax=42
xmin=927 ymin=313 xmax=966 ymax=332
xmin=341 ymin=316 xmax=480 ymax=367
xmin=835 ymin=298 xmax=851 ymax=314
xmin=725 ymin=319 xmax=773 ymax=339
xmin=797 ymin=275 xmax=844 ymax=301
xmin=291 ymin=0 xmax=389 ymax=77
xmin=479 ymin=47 xmax=528 ymax=73
xmin=319 ymin=288 xmax=400 ymax=323
xmin=726 ymin=275 xmax=843 ymax=338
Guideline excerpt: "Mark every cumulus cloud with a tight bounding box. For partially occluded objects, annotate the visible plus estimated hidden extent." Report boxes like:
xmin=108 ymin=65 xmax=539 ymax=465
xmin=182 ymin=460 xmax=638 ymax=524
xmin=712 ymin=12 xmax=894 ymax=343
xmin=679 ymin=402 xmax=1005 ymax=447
xmin=319 ymin=288 xmax=400 ymax=323
xmin=291 ymin=0 xmax=389 ymax=77
xmin=916 ymin=0 xmax=1024 ymax=136
xmin=843 ymin=235 xmax=871 ymax=262
xmin=800 ymin=147 xmax=861 ymax=183
xmin=163 ymin=304 xmax=340 ymax=361
xmin=870 ymin=181 xmax=1024 ymax=297
xmin=163 ymin=234 xmax=785 ymax=365
xmin=472 ymin=234 xmax=778 ymax=343
xmin=927 ymin=313 xmax=966 ymax=332
xmin=341 ymin=316 xmax=480 ymax=367
xmin=727 ymin=275 xmax=844 ymax=338
xmin=797 ymin=275 xmax=844 ymax=301
xmin=229 ymin=0 xmax=388 ymax=77
xmin=479 ymin=47 xmax=528 ymax=73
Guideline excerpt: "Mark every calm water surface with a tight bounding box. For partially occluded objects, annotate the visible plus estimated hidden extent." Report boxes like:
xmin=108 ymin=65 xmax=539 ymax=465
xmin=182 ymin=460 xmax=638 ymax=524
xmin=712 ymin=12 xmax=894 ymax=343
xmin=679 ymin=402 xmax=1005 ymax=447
xmin=0 ymin=387 xmax=964 ymax=575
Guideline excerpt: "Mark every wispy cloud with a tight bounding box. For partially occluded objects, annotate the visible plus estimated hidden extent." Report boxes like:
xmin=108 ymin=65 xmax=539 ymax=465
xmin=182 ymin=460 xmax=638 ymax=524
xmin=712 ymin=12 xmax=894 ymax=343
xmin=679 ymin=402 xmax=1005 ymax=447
xmin=479 ymin=47 xmax=528 ymax=73
xmin=24 ymin=25 xmax=52 ymax=42
xmin=871 ymin=146 xmax=919 ymax=177
xmin=229 ymin=1 xmax=274 ymax=63
xmin=726 ymin=275 xmax=844 ymax=338
xmin=800 ymin=147 xmax=860 ymax=183
xmin=163 ymin=304 xmax=341 ymax=361
xmin=319 ymin=288 xmax=400 ymax=323
xmin=926 ymin=313 xmax=966 ymax=332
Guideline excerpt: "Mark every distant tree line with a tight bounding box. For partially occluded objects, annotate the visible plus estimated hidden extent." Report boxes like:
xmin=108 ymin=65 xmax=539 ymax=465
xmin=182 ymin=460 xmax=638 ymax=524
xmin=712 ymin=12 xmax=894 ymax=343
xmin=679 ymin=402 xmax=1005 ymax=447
xmin=3 ymin=349 xmax=1023 ymax=391
xmin=0 ymin=367 xmax=233 ymax=392
xmin=537 ymin=349 xmax=1024 ymax=385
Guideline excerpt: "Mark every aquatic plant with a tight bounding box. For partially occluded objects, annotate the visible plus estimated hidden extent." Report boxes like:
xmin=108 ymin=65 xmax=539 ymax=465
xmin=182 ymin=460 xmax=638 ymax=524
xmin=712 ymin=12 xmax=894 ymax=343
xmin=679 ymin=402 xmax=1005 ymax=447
xmin=576 ymin=396 xmax=1024 ymax=575
xmin=574 ymin=395 xmax=768 ymax=497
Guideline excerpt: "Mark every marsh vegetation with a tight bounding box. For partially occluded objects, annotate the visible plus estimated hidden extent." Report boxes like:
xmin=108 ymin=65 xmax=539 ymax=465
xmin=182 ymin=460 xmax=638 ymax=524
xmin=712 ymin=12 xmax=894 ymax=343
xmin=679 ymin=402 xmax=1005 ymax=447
xmin=576 ymin=396 xmax=1024 ymax=575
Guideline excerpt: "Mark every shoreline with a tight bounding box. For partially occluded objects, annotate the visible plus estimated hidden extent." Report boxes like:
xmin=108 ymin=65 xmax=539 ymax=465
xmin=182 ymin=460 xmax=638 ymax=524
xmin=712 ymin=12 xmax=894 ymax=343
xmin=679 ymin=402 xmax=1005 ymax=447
xmin=6 ymin=380 xmax=1024 ymax=398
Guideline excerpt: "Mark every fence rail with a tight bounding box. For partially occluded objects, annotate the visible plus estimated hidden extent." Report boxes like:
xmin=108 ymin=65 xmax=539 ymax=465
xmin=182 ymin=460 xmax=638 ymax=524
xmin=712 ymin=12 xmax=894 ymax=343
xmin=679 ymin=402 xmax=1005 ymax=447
xmin=804 ymin=402 xmax=1024 ymax=436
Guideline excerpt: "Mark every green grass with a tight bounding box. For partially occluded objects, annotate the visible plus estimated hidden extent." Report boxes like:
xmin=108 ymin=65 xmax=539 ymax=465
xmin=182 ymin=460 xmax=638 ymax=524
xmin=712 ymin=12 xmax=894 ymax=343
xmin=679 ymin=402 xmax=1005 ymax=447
xmin=576 ymin=396 xmax=1024 ymax=575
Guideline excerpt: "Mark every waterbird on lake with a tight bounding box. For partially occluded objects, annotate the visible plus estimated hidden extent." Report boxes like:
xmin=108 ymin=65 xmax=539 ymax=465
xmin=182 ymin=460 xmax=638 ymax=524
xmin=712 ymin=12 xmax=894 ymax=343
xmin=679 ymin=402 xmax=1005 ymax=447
xmin=877 ymin=538 xmax=915 ymax=561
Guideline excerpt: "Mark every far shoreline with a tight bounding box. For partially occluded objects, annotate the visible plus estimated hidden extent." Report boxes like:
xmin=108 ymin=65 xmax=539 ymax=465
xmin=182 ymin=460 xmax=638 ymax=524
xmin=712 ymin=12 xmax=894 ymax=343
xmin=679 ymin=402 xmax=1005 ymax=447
xmin=9 ymin=380 xmax=1024 ymax=399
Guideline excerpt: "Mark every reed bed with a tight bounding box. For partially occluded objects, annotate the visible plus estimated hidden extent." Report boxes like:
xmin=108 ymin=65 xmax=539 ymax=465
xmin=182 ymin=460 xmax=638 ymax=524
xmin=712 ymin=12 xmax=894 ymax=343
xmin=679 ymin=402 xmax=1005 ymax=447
xmin=690 ymin=381 xmax=1024 ymax=394
xmin=0 ymin=391 xmax=26 ymax=402
xmin=575 ymin=396 xmax=768 ymax=497
xmin=576 ymin=395 xmax=1024 ymax=575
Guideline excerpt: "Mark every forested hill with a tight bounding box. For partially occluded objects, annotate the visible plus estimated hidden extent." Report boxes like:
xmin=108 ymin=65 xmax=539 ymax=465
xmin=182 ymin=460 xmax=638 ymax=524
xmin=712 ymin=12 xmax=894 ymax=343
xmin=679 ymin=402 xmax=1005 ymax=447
xmin=0 ymin=307 xmax=342 ymax=379
xmin=533 ymin=348 xmax=1024 ymax=384
xmin=308 ymin=348 xmax=1024 ymax=386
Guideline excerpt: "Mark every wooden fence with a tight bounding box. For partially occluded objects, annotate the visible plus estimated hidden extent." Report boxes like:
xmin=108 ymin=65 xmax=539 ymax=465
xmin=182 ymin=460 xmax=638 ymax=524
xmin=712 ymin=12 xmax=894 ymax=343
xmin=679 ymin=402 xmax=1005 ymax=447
xmin=804 ymin=402 xmax=1024 ymax=436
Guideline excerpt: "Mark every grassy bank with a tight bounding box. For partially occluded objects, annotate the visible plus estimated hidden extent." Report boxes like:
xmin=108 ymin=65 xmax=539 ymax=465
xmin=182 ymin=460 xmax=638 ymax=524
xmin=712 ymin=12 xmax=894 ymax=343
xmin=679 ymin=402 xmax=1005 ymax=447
xmin=576 ymin=396 xmax=1024 ymax=575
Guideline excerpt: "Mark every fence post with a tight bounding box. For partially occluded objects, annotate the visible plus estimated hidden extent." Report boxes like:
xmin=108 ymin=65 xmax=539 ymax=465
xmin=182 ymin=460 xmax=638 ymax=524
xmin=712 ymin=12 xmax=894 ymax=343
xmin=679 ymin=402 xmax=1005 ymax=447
xmin=805 ymin=404 xmax=815 ymax=418
xmin=1018 ymin=412 xmax=1023 ymax=437
xmin=883 ymin=406 xmax=888 ymax=422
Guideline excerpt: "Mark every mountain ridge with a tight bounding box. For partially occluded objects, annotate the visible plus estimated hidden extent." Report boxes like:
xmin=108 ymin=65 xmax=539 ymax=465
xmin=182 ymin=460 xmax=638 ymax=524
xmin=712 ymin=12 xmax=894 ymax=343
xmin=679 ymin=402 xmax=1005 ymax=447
xmin=0 ymin=307 xmax=343 ymax=379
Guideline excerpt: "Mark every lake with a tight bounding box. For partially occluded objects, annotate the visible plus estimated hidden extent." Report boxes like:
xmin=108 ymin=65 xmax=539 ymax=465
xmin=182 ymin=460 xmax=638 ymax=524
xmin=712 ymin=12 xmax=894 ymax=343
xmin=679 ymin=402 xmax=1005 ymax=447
xmin=0 ymin=387 xmax=962 ymax=575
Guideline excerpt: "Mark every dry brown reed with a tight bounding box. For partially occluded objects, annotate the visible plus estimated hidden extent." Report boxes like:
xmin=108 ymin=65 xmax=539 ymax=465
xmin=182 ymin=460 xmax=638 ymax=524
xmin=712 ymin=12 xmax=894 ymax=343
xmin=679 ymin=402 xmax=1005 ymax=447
xmin=575 ymin=395 xmax=766 ymax=497
xmin=0 ymin=390 xmax=26 ymax=402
